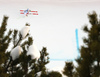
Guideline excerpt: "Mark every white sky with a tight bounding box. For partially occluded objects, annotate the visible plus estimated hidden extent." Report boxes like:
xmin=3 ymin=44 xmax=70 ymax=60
xmin=0 ymin=0 xmax=100 ymax=74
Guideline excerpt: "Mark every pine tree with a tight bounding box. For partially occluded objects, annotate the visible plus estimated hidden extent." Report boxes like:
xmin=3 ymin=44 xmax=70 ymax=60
xmin=47 ymin=71 xmax=62 ymax=77
xmin=6 ymin=26 xmax=49 ymax=77
xmin=62 ymin=62 xmax=74 ymax=77
xmin=0 ymin=16 xmax=49 ymax=77
xmin=76 ymin=11 xmax=100 ymax=77
xmin=0 ymin=16 xmax=12 ymax=77
xmin=37 ymin=47 xmax=49 ymax=77
xmin=39 ymin=70 xmax=62 ymax=77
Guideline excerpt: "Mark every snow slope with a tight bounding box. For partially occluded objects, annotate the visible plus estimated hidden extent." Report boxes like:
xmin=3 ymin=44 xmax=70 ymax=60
xmin=1 ymin=0 xmax=100 ymax=75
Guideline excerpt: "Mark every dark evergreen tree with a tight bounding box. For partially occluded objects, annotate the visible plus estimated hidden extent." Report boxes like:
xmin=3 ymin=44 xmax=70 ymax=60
xmin=6 ymin=26 xmax=49 ymax=77
xmin=0 ymin=16 xmax=12 ymax=77
xmin=0 ymin=16 xmax=49 ymax=77
xmin=76 ymin=11 xmax=100 ymax=77
xmin=39 ymin=70 xmax=62 ymax=77
xmin=62 ymin=62 xmax=74 ymax=77
xmin=37 ymin=47 xmax=49 ymax=77
xmin=47 ymin=71 xmax=62 ymax=77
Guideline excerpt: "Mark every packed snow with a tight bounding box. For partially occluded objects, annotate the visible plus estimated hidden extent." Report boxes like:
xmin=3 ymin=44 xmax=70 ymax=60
xmin=10 ymin=46 xmax=22 ymax=60
xmin=20 ymin=25 xmax=30 ymax=39
xmin=27 ymin=44 xmax=40 ymax=60
xmin=36 ymin=71 xmax=42 ymax=77
xmin=45 ymin=56 xmax=48 ymax=60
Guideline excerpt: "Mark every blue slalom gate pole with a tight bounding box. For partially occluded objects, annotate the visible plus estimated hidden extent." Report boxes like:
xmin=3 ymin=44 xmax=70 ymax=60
xmin=75 ymin=29 xmax=80 ymax=56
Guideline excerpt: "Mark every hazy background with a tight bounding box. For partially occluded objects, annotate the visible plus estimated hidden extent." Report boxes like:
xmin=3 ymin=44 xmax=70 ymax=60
xmin=0 ymin=0 xmax=100 ymax=73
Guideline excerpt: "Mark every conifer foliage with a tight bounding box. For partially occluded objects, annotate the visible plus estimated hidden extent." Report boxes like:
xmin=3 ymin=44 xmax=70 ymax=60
xmin=0 ymin=16 xmax=49 ymax=77
xmin=76 ymin=11 xmax=100 ymax=77
xmin=0 ymin=16 xmax=12 ymax=77
xmin=62 ymin=62 xmax=74 ymax=77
